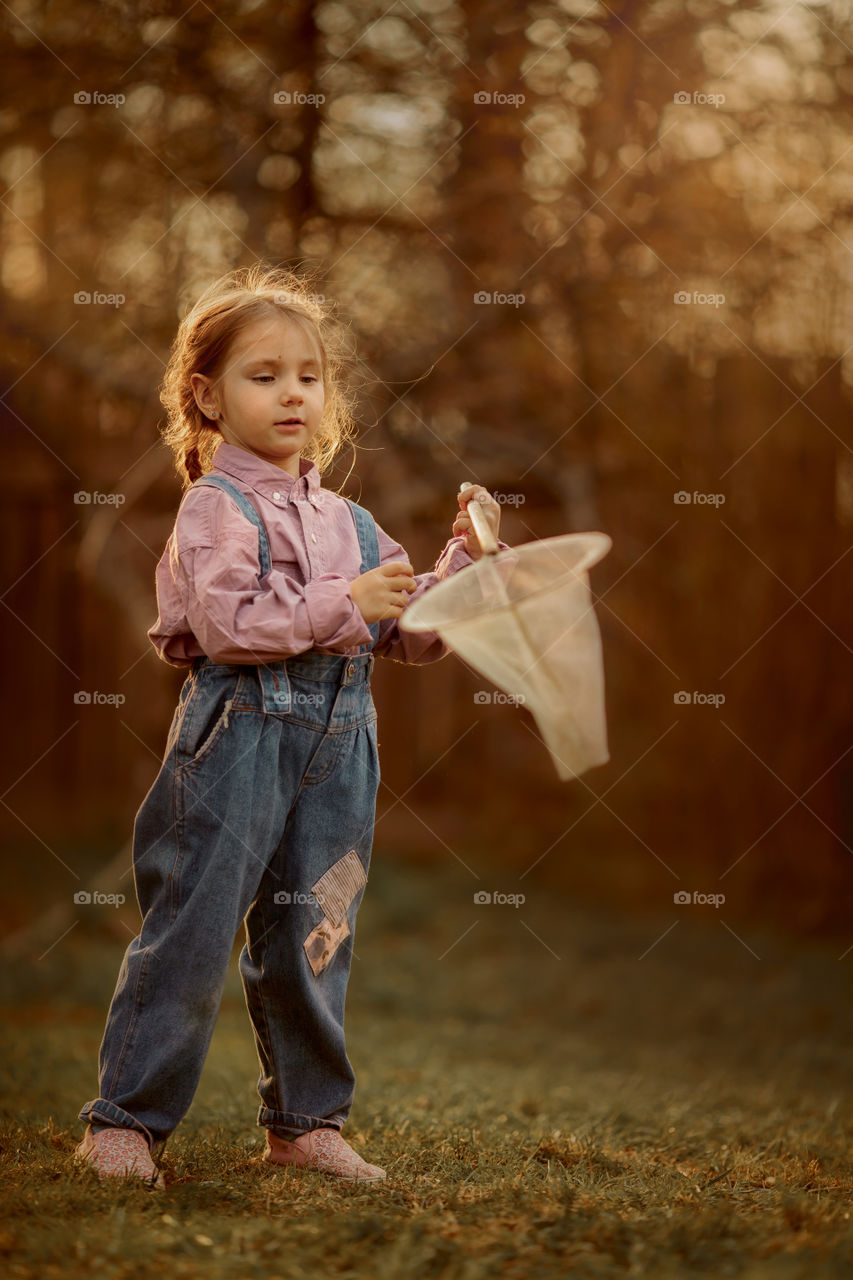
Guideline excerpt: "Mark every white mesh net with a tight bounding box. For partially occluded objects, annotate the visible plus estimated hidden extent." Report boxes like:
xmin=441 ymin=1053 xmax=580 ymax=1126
xmin=400 ymin=532 xmax=612 ymax=780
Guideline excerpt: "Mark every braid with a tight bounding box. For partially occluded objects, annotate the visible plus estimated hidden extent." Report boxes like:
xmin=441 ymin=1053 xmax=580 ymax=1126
xmin=185 ymin=445 xmax=202 ymax=484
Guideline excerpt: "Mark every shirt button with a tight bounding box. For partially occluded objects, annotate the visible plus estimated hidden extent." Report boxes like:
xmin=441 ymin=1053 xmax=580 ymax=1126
xmin=272 ymin=491 xmax=281 ymax=500
xmin=311 ymin=533 xmax=317 ymax=543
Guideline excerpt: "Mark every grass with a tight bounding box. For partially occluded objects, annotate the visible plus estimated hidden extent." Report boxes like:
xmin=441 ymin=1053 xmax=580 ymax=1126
xmin=1 ymin=855 xmax=851 ymax=1278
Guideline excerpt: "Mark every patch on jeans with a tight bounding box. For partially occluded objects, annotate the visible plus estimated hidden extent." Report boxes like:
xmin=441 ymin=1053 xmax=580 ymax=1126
xmin=303 ymin=915 xmax=351 ymax=977
xmin=310 ymin=849 xmax=367 ymax=926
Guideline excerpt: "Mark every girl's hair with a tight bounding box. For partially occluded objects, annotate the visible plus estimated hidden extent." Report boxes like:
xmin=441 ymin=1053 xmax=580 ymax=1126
xmin=159 ymin=263 xmax=359 ymax=490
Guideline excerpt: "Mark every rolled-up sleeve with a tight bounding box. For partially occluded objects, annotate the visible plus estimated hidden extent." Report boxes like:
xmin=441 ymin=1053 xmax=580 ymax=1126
xmin=372 ymin=522 xmax=514 ymax=665
xmin=167 ymin=489 xmax=372 ymax=663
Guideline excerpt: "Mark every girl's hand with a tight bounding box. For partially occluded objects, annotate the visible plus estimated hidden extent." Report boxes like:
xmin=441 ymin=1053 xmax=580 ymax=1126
xmin=350 ymin=561 xmax=418 ymax=623
xmin=452 ymin=485 xmax=500 ymax=561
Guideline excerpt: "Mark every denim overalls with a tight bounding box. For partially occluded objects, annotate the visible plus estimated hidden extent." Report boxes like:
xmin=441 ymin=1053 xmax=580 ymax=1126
xmin=79 ymin=476 xmax=382 ymax=1153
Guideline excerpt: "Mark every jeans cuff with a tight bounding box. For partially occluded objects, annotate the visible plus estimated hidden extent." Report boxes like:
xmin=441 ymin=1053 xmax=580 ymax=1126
xmin=78 ymin=1099 xmax=156 ymax=1150
xmin=259 ymin=1106 xmax=346 ymax=1134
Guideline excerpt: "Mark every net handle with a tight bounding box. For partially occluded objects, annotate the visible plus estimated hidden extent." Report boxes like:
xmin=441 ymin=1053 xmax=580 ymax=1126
xmin=459 ymin=481 xmax=499 ymax=555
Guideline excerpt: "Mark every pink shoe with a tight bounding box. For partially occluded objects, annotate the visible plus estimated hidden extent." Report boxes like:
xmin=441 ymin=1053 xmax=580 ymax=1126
xmin=262 ymin=1127 xmax=386 ymax=1182
xmin=74 ymin=1125 xmax=165 ymax=1190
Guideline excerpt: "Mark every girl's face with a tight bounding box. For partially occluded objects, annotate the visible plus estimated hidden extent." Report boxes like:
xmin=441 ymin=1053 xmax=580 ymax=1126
xmin=191 ymin=310 xmax=326 ymax=476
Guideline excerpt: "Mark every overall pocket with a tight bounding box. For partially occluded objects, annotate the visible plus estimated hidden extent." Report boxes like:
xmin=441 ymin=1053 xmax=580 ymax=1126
xmin=174 ymin=666 xmax=243 ymax=772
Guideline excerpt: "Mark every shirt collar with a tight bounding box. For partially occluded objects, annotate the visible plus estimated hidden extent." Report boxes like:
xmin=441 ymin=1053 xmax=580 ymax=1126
xmin=211 ymin=440 xmax=321 ymax=500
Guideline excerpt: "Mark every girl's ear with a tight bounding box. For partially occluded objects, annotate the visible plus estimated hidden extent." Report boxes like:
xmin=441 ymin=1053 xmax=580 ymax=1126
xmin=190 ymin=372 xmax=219 ymax=420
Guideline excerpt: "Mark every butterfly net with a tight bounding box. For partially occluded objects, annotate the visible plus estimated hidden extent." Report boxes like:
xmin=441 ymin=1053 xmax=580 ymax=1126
xmin=400 ymin=532 xmax=612 ymax=780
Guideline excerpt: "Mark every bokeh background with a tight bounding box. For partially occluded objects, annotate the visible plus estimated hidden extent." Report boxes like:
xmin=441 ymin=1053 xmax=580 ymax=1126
xmin=2 ymin=6 xmax=853 ymax=1275
xmin=3 ymin=0 xmax=852 ymax=953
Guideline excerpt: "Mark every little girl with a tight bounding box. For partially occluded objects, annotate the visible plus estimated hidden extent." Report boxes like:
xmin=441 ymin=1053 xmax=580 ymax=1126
xmin=74 ymin=264 xmax=506 ymax=1188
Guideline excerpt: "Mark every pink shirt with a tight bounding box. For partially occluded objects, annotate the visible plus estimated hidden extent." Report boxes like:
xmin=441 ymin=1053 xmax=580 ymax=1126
xmin=148 ymin=442 xmax=511 ymax=667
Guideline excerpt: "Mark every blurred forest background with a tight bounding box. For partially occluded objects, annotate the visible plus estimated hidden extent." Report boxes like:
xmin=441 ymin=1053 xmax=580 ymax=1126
xmin=2 ymin=0 xmax=852 ymax=938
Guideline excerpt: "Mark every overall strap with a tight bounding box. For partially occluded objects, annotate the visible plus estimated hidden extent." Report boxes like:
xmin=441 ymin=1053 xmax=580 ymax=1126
xmin=192 ymin=474 xmax=272 ymax=579
xmin=190 ymin=474 xmax=292 ymax=710
xmin=345 ymin=499 xmax=381 ymax=651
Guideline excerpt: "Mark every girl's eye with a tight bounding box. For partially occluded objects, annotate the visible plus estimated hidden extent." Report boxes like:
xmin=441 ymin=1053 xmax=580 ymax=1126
xmin=252 ymin=375 xmax=274 ymax=383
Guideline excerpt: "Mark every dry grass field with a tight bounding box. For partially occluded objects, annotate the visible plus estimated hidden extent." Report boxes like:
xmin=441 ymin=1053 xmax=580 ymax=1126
xmin=1 ymin=856 xmax=850 ymax=1279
